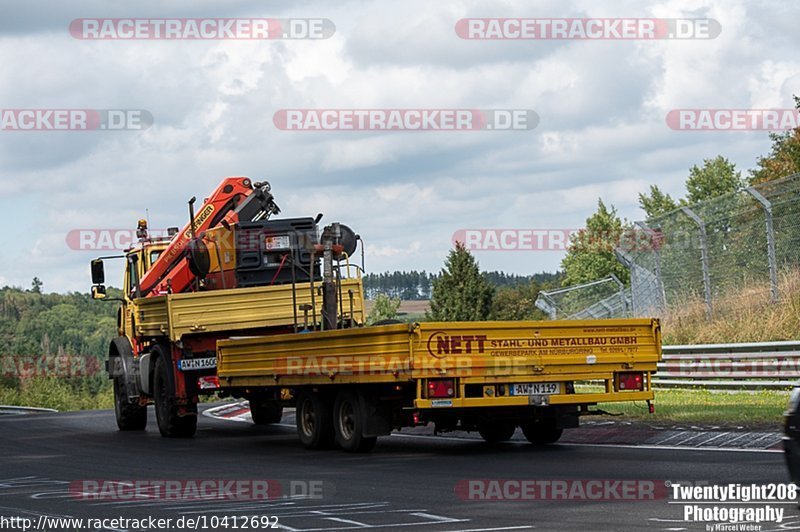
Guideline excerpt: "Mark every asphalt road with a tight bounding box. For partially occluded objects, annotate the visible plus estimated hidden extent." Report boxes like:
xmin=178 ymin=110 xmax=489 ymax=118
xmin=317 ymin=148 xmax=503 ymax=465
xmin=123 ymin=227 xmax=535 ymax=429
xmin=0 ymin=407 xmax=794 ymax=532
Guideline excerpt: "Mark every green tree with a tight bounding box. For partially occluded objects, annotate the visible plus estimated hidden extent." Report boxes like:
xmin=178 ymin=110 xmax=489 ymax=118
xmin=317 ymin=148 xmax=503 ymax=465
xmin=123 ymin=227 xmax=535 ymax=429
xmin=490 ymin=281 xmax=546 ymax=321
xmin=367 ymin=293 xmax=401 ymax=324
xmin=427 ymin=243 xmax=494 ymax=321
xmin=749 ymin=98 xmax=800 ymax=184
xmin=30 ymin=277 xmax=43 ymax=294
xmin=750 ymin=131 xmax=800 ymax=184
xmin=683 ymin=156 xmax=743 ymax=204
xmin=638 ymin=185 xmax=678 ymax=219
xmin=561 ymin=199 xmax=630 ymax=286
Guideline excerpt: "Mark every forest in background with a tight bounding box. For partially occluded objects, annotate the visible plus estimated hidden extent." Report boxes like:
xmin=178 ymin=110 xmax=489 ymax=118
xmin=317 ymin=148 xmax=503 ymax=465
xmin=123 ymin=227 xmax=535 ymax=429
xmin=362 ymin=270 xmax=560 ymax=300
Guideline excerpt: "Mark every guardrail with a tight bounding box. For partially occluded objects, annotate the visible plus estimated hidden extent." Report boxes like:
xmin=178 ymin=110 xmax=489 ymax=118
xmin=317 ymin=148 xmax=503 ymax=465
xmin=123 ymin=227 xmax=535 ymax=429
xmin=654 ymin=340 xmax=800 ymax=389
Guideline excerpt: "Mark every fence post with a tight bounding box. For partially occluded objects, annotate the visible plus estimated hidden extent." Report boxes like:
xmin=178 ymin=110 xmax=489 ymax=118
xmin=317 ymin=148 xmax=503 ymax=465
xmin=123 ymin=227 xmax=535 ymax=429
xmin=538 ymin=293 xmax=558 ymax=320
xmin=745 ymin=186 xmax=779 ymax=303
xmin=680 ymin=207 xmax=713 ymax=321
xmin=609 ymin=274 xmax=628 ymax=316
xmin=635 ymin=221 xmax=667 ymax=313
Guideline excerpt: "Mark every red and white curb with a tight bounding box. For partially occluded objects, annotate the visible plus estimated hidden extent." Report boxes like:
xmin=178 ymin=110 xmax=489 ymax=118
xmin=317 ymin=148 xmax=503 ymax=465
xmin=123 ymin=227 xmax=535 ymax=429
xmin=202 ymin=401 xmax=253 ymax=423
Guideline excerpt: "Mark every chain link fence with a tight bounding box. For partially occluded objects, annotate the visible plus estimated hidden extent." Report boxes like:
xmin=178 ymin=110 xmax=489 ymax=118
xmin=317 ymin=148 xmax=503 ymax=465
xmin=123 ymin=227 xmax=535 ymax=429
xmin=618 ymin=172 xmax=800 ymax=320
xmin=534 ymin=173 xmax=800 ymax=321
xmin=535 ymin=275 xmax=631 ymax=319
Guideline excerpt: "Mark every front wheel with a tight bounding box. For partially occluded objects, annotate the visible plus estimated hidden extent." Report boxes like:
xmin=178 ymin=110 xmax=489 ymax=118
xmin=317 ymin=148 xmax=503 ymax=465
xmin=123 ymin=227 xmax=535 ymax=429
xmin=113 ymin=376 xmax=146 ymax=431
xmin=153 ymin=354 xmax=197 ymax=438
xmin=333 ymin=391 xmax=377 ymax=453
xmin=521 ymin=419 xmax=563 ymax=444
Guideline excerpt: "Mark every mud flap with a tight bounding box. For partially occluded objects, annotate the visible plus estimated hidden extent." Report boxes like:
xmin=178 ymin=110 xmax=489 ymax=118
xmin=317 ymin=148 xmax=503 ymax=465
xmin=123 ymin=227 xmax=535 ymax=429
xmin=106 ymin=337 xmax=141 ymax=402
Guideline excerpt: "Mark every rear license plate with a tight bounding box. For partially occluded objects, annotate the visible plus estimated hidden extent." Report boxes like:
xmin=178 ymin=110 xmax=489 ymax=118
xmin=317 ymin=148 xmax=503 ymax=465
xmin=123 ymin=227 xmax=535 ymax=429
xmin=177 ymin=357 xmax=217 ymax=371
xmin=509 ymin=382 xmax=560 ymax=396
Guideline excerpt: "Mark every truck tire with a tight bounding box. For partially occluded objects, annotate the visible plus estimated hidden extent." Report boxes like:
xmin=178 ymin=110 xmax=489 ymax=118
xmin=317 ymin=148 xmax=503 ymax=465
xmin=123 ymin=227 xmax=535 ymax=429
xmin=296 ymin=391 xmax=335 ymax=449
xmin=113 ymin=376 xmax=147 ymax=431
xmin=250 ymin=399 xmax=283 ymax=425
xmin=478 ymin=420 xmax=517 ymax=443
xmin=154 ymin=355 xmax=197 ymax=438
xmin=521 ymin=419 xmax=563 ymax=445
xmin=333 ymin=391 xmax=377 ymax=453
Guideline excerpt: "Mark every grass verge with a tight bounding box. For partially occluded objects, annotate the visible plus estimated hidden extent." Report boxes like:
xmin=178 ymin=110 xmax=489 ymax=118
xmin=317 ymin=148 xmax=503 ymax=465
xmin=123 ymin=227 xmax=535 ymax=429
xmin=0 ymin=377 xmax=113 ymax=412
xmin=596 ymin=388 xmax=789 ymax=429
xmin=663 ymin=269 xmax=800 ymax=344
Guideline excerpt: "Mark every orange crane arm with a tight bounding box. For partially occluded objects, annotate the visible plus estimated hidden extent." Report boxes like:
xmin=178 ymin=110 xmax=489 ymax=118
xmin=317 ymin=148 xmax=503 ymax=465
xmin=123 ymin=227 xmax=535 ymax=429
xmin=138 ymin=177 xmax=279 ymax=297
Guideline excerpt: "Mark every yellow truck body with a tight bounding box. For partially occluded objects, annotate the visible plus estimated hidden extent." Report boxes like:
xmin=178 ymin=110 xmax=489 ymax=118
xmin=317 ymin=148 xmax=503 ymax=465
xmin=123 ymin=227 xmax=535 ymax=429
xmin=218 ymin=318 xmax=661 ymax=409
xmin=133 ymin=278 xmax=366 ymax=342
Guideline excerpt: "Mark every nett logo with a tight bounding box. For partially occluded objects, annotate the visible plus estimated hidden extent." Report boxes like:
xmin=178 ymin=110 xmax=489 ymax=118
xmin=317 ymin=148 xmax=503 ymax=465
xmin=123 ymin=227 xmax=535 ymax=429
xmin=427 ymin=332 xmax=487 ymax=358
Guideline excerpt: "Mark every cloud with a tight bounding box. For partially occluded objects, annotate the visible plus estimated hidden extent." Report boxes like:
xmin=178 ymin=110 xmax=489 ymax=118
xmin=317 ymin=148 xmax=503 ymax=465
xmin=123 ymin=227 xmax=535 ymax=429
xmin=0 ymin=0 xmax=795 ymax=291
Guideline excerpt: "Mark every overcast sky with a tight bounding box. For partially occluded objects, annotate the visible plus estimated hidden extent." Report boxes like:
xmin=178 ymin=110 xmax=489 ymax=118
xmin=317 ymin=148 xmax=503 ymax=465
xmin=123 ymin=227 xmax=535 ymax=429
xmin=0 ymin=0 xmax=798 ymax=293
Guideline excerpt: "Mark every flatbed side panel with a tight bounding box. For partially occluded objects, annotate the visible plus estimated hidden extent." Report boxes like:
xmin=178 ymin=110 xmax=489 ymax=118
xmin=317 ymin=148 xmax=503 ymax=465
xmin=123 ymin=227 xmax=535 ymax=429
xmin=217 ymin=318 xmax=660 ymax=390
xmin=135 ymin=279 xmax=365 ymax=341
xmin=217 ymin=323 xmax=412 ymax=387
xmin=135 ymin=295 xmax=171 ymax=338
xmin=411 ymin=319 xmax=661 ymax=379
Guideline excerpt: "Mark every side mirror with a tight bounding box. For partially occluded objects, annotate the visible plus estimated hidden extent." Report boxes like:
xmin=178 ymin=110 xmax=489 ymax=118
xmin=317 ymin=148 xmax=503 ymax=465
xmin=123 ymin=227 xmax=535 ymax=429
xmin=91 ymin=285 xmax=107 ymax=300
xmin=91 ymin=259 xmax=105 ymax=285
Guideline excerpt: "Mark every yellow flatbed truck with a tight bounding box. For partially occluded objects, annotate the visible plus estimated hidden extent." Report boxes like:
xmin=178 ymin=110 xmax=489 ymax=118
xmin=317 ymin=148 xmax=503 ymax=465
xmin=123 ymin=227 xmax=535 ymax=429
xmin=90 ymin=177 xmax=661 ymax=453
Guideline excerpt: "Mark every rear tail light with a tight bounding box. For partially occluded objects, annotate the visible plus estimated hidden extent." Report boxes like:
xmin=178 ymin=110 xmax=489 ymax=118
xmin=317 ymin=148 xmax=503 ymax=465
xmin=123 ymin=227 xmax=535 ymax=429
xmin=427 ymin=379 xmax=455 ymax=398
xmin=197 ymin=376 xmax=220 ymax=390
xmin=617 ymin=372 xmax=644 ymax=391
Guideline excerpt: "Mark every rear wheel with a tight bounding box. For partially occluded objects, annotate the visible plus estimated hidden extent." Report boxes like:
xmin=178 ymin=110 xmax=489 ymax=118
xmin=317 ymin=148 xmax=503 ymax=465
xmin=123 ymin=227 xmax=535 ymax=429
xmin=153 ymin=354 xmax=197 ymax=438
xmin=478 ymin=420 xmax=517 ymax=443
xmin=333 ymin=391 xmax=377 ymax=453
xmin=521 ymin=419 xmax=563 ymax=444
xmin=250 ymin=398 xmax=283 ymax=425
xmin=296 ymin=392 xmax=335 ymax=449
xmin=113 ymin=375 xmax=146 ymax=431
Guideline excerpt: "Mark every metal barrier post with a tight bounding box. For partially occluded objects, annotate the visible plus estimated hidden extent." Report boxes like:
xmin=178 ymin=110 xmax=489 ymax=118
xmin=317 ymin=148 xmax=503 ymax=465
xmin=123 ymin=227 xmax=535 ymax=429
xmin=680 ymin=207 xmax=713 ymax=320
xmin=745 ymin=186 xmax=779 ymax=303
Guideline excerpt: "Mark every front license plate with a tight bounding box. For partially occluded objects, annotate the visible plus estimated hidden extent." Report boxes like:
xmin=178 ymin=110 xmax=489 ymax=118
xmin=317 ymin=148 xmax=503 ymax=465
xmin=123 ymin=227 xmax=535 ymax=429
xmin=177 ymin=357 xmax=217 ymax=371
xmin=510 ymin=382 xmax=560 ymax=396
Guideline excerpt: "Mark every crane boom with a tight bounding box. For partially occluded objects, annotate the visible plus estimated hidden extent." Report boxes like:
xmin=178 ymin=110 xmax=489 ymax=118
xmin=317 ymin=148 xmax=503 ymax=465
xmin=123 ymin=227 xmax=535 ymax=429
xmin=138 ymin=177 xmax=279 ymax=297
